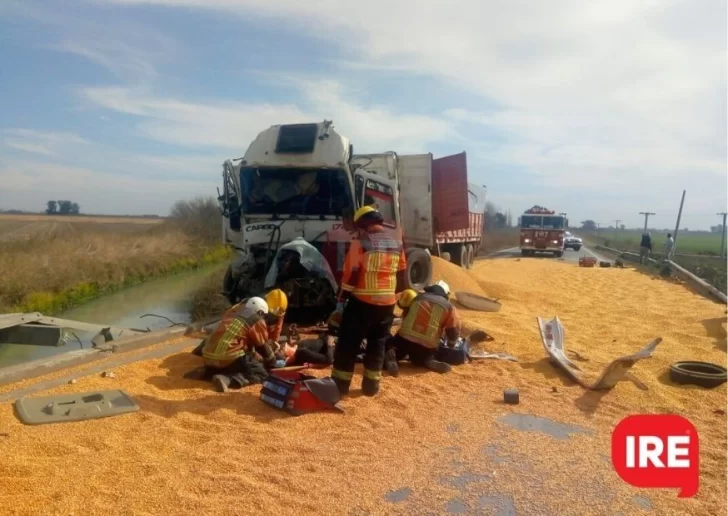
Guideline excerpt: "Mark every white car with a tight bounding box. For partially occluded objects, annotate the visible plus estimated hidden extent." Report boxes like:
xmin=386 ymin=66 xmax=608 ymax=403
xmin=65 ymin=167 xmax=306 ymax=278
xmin=564 ymin=231 xmax=583 ymax=251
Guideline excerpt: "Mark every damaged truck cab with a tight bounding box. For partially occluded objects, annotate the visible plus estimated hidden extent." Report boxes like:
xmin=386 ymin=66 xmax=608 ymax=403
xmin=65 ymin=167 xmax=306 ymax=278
xmin=218 ymin=121 xmax=395 ymax=317
xmin=218 ymin=120 xmax=485 ymax=319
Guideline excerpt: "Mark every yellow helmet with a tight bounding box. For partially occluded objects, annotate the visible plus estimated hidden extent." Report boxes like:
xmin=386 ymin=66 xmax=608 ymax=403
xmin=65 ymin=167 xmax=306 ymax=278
xmin=398 ymin=289 xmax=418 ymax=309
xmin=265 ymin=289 xmax=288 ymax=316
xmin=353 ymin=205 xmax=378 ymax=223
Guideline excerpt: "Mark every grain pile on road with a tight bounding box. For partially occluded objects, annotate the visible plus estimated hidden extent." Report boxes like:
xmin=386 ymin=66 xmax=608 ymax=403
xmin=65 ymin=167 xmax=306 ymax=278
xmin=0 ymin=258 xmax=725 ymax=515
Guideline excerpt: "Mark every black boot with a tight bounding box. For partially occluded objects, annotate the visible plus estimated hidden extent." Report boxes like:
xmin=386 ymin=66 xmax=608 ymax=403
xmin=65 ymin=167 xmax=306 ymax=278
xmin=384 ymin=349 xmax=400 ymax=377
xmin=212 ymin=374 xmax=232 ymax=393
xmin=423 ymin=357 xmax=452 ymax=374
xmin=362 ymin=376 xmax=380 ymax=397
xmin=332 ymin=377 xmax=351 ymax=396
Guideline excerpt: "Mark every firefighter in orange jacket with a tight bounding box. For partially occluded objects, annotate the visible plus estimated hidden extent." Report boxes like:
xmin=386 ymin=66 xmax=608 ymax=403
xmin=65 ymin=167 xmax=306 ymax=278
xmin=330 ymin=205 xmax=407 ymax=396
xmin=384 ymin=280 xmax=460 ymax=377
xmin=201 ymin=297 xmax=278 ymax=392
xmin=220 ymin=288 xmax=288 ymax=348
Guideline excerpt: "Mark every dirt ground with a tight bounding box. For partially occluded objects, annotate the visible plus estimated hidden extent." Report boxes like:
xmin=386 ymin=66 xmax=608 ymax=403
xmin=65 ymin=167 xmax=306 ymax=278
xmin=0 ymin=258 xmax=725 ymax=515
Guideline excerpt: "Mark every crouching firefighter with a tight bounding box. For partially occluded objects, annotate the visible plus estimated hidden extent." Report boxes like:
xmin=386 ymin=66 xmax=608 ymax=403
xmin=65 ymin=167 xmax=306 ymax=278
xmin=200 ymin=297 xmax=278 ymax=392
xmin=384 ymin=280 xmax=460 ymax=377
xmin=330 ymin=205 xmax=407 ymax=396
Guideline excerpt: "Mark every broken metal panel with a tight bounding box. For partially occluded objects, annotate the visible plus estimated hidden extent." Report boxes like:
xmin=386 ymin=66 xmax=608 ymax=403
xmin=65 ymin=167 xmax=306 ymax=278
xmin=0 ymin=313 xmax=43 ymax=331
xmin=15 ymin=389 xmax=140 ymax=425
xmin=0 ymin=313 xmax=146 ymax=340
xmin=537 ymin=316 xmax=662 ymax=390
xmin=0 ymin=324 xmax=69 ymax=347
xmin=35 ymin=316 xmax=144 ymax=338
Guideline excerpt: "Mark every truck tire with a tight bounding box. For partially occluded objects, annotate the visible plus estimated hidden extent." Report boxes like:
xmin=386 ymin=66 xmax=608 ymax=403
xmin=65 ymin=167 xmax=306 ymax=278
xmin=454 ymin=244 xmax=467 ymax=268
xmin=465 ymin=244 xmax=474 ymax=269
xmin=405 ymin=248 xmax=432 ymax=290
xmin=554 ymin=251 xmax=563 ymax=258
xmin=440 ymin=252 xmax=451 ymax=262
xmin=669 ymin=361 xmax=727 ymax=388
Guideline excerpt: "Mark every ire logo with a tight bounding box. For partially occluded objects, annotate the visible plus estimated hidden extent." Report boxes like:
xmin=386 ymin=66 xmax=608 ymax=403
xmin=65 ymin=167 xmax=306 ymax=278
xmin=611 ymin=415 xmax=699 ymax=498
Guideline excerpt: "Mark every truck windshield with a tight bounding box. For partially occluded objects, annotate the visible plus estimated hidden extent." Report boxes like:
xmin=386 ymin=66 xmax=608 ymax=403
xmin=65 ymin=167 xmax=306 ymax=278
xmin=542 ymin=216 xmax=565 ymax=229
xmin=240 ymin=167 xmax=353 ymax=217
xmin=520 ymin=215 xmax=542 ymax=228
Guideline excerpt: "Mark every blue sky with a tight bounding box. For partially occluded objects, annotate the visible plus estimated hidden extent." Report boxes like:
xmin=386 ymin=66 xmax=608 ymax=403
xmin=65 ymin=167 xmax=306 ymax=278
xmin=1 ymin=0 xmax=725 ymax=229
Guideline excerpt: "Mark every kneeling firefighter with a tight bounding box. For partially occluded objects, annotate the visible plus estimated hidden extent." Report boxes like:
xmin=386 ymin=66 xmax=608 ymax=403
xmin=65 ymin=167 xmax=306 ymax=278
xmin=201 ymin=297 xmax=279 ymax=392
xmin=384 ymin=280 xmax=460 ymax=376
xmin=330 ymin=205 xmax=408 ymax=396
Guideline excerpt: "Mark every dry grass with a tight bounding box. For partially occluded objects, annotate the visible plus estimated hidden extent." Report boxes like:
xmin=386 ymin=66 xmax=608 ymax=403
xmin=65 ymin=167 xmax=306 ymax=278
xmin=0 ymin=200 xmax=227 ymax=313
xmin=189 ymin=266 xmax=231 ymax=321
xmin=0 ymin=257 xmax=724 ymax=515
xmin=479 ymin=228 xmax=520 ymax=255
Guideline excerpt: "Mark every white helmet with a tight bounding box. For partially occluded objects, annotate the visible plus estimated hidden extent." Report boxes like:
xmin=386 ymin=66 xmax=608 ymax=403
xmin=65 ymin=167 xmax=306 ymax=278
xmin=435 ymin=280 xmax=450 ymax=296
xmin=243 ymin=297 xmax=269 ymax=317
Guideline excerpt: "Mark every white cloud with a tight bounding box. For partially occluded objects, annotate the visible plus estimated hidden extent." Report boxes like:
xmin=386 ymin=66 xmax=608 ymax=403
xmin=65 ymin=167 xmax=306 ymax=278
xmin=80 ymin=80 xmax=455 ymax=153
xmin=50 ymin=40 xmax=158 ymax=82
xmin=102 ymin=0 xmax=726 ymax=177
xmin=2 ymin=129 xmax=90 ymax=157
xmin=4 ymin=141 xmax=55 ymax=156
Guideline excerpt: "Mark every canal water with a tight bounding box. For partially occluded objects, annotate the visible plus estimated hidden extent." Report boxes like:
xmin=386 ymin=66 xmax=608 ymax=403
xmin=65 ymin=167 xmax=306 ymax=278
xmin=0 ymin=265 xmax=225 ymax=369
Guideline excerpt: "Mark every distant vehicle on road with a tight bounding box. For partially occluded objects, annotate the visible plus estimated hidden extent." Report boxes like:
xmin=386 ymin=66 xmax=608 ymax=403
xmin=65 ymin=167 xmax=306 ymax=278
xmin=518 ymin=206 xmax=567 ymax=257
xmin=564 ymin=231 xmax=583 ymax=251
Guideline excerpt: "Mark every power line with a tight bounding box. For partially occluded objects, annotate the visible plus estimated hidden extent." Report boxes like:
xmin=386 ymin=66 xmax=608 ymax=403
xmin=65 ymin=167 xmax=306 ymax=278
xmin=639 ymin=212 xmax=655 ymax=232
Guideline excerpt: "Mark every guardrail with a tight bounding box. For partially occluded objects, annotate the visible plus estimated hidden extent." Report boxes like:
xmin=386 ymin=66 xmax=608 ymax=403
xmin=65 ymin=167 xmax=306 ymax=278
xmin=594 ymin=245 xmax=726 ymax=304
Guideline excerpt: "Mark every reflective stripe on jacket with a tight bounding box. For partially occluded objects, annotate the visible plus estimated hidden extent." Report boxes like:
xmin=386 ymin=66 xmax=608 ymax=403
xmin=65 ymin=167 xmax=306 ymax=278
xmin=202 ymin=312 xmax=268 ymax=368
xmin=340 ymin=228 xmax=406 ymax=306
xmin=397 ymin=293 xmax=460 ymax=349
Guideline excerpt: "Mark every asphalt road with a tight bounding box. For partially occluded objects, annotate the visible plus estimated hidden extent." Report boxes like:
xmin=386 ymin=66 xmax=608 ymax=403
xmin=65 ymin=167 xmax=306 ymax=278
xmin=488 ymin=245 xmax=605 ymax=264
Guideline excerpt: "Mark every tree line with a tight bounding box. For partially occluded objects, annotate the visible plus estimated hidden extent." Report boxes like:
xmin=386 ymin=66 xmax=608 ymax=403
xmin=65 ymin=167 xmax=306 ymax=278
xmin=483 ymin=202 xmax=513 ymax=230
xmin=46 ymin=200 xmax=80 ymax=215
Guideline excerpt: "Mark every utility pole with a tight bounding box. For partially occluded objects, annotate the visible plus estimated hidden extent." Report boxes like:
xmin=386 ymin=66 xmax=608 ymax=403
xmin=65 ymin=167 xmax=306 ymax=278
xmin=614 ymin=219 xmax=621 ymax=230
xmin=718 ymin=212 xmax=727 ymax=259
xmin=639 ymin=212 xmax=655 ymax=232
xmin=672 ymin=190 xmax=686 ymax=255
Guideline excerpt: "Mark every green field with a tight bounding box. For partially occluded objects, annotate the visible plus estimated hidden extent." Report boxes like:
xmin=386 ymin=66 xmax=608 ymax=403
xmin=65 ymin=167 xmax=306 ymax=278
xmin=582 ymin=230 xmax=724 ymax=256
xmin=582 ymin=229 xmax=727 ymax=293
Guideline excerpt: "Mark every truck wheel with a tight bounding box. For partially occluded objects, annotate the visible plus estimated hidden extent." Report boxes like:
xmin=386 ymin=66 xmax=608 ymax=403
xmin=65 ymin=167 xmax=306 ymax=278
xmin=440 ymin=252 xmax=451 ymax=262
xmin=574 ymin=246 xmax=582 ymax=251
xmin=405 ymin=248 xmax=432 ymax=290
xmin=465 ymin=244 xmax=474 ymax=269
xmin=454 ymin=244 xmax=467 ymax=268
xmin=554 ymin=251 xmax=563 ymax=258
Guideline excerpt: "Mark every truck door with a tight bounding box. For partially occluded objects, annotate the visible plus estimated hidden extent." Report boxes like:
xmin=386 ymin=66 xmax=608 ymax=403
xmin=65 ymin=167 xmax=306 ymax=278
xmin=432 ymin=152 xmax=470 ymax=232
xmin=398 ymin=154 xmax=434 ymax=247
xmin=353 ymin=170 xmax=400 ymax=231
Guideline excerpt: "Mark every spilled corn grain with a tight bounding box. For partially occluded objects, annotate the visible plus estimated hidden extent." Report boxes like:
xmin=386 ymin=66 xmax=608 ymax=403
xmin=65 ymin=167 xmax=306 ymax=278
xmin=0 ymin=257 xmax=725 ymax=515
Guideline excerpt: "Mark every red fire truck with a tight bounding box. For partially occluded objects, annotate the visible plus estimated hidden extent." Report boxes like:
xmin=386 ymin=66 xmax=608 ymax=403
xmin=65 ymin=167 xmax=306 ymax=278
xmin=519 ymin=206 xmax=568 ymax=257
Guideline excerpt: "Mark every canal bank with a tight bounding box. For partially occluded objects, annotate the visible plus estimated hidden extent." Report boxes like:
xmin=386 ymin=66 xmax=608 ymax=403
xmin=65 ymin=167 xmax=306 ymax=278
xmin=0 ymin=263 xmax=226 ymax=369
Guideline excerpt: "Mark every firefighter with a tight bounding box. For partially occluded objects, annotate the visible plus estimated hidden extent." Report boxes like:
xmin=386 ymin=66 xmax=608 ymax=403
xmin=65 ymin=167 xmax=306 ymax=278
xmin=384 ymin=280 xmax=460 ymax=377
xmin=264 ymin=288 xmax=288 ymax=346
xmin=330 ymin=205 xmax=407 ymax=396
xmin=201 ymin=297 xmax=278 ymax=392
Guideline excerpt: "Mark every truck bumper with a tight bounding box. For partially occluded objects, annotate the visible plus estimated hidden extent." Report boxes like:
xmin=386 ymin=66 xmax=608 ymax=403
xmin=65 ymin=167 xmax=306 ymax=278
xmin=520 ymin=246 xmax=563 ymax=252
